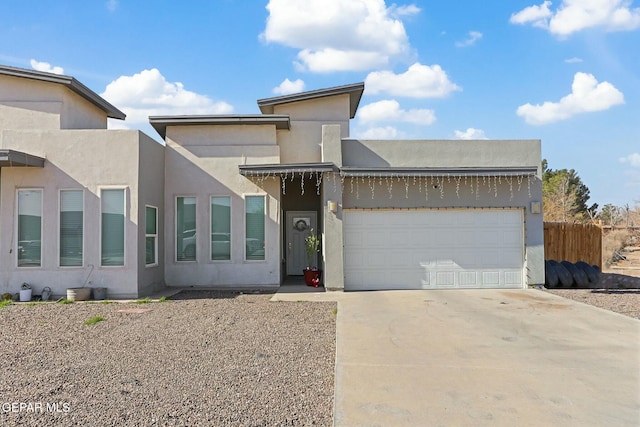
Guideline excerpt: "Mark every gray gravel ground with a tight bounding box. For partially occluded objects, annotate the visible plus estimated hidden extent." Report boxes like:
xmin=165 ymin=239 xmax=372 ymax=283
xmin=544 ymin=288 xmax=640 ymax=320
xmin=0 ymin=291 xmax=336 ymax=426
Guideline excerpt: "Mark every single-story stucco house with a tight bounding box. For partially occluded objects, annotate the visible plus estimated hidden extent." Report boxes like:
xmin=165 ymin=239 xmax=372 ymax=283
xmin=0 ymin=64 xmax=544 ymax=298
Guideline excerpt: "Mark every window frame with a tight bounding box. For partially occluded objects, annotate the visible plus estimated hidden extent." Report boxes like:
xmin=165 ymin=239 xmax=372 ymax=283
xmin=58 ymin=189 xmax=85 ymax=268
xmin=210 ymin=195 xmax=232 ymax=262
xmin=175 ymin=195 xmax=197 ymax=263
xmin=244 ymin=194 xmax=266 ymax=262
xmin=99 ymin=187 xmax=127 ymax=268
xmin=16 ymin=188 xmax=43 ymax=268
xmin=145 ymin=205 xmax=158 ymax=267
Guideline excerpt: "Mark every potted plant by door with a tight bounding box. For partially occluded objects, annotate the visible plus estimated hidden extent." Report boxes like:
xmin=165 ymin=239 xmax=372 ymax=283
xmin=303 ymin=228 xmax=322 ymax=287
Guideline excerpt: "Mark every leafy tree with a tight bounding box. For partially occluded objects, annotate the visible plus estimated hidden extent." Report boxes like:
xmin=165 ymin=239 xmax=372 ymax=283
xmin=598 ymin=204 xmax=622 ymax=226
xmin=542 ymin=159 xmax=597 ymax=223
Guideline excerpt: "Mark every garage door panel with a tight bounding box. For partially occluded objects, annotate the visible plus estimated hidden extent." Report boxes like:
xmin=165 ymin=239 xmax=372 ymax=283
xmin=482 ymin=271 xmax=501 ymax=286
xmin=366 ymin=231 xmax=389 ymax=248
xmin=505 ymin=270 xmax=524 ymax=285
xmin=434 ymin=271 xmax=455 ymax=287
xmin=344 ymin=209 xmax=524 ymax=290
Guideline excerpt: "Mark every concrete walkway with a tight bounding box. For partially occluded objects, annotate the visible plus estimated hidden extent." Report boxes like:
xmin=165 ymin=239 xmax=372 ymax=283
xmin=273 ymin=288 xmax=640 ymax=427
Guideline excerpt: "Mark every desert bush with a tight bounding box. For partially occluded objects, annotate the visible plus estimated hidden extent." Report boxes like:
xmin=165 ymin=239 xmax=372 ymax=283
xmin=603 ymin=229 xmax=631 ymax=265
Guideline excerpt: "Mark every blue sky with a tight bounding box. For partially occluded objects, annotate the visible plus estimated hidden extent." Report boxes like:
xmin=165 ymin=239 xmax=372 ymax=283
xmin=1 ymin=0 xmax=638 ymax=208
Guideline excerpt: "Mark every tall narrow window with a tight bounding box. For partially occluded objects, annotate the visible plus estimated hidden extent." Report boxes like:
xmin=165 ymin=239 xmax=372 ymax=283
xmin=245 ymin=195 xmax=265 ymax=261
xmin=211 ymin=196 xmax=231 ymax=260
xmin=176 ymin=197 xmax=196 ymax=261
xmin=60 ymin=190 xmax=83 ymax=267
xmin=17 ymin=189 xmax=42 ymax=267
xmin=146 ymin=206 xmax=158 ymax=266
xmin=101 ymin=189 xmax=125 ymax=266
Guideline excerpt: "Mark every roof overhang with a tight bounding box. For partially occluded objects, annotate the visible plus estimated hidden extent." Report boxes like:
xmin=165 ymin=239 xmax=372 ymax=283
xmin=0 ymin=149 xmax=45 ymax=168
xmin=239 ymin=162 xmax=339 ymax=176
xmin=257 ymin=82 xmax=365 ymax=119
xmin=0 ymin=65 xmax=125 ymax=120
xmin=339 ymin=166 xmax=538 ymax=177
xmin=149 ymin=114 xmax=291 ymax=139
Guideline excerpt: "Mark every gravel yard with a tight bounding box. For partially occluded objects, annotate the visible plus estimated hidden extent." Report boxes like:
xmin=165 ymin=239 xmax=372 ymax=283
xmin=544 ymin=287 xmax=640 ymax=320
xmin=0 ymin=291 xmax=336 ymax=426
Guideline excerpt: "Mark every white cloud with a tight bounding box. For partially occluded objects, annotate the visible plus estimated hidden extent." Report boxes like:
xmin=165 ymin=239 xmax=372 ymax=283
xmin=101 ymin=68 xmax=233 ymax=125
xmin=454 ymin=128 xmax=488 ymax=140
xmin=273 ymin=78 xmax=305 ymax=95
xmin=510 ymin=1 xmax=553 ymax=28
xmin=365 ymin=63 xmax=461 ymax=98
xmin=565 ymin=57 xmax=583 ymax=63
xmin=262 ymin=0 xmax=414 ymax=72
xmin=295 ymin=49 xmax=389 ymax=72
xmin=357 ymin=126 xmax=402 ymax=139
xmin=389 ymin=4 xmax=421 ymax=17
xmin=30 ymin=59 xmax=64 ymax=75
xmin=619 ymin=153 xmax=640 ymax=167
xmin=511 ymin=0 xmax=640 ymax=35
xmin=358 ymin=99 xmax=436 ymax=125
xmin=516 ymin=72 xmax=624 ymax=125
xmin=455 ymin=31 xmax=483 ymax=47
xmin=106 ymin=0 xmax=118 ymax=12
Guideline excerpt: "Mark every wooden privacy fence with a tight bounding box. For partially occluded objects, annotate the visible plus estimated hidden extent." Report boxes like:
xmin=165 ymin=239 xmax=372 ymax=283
xmin=544 ymin=222 xmax=602 ymax=268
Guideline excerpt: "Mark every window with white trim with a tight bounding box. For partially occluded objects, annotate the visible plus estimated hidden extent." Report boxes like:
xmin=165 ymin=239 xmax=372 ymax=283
xmin=211 ymin=196 xmax=231 ymax=261
xmin=59 ymin=189 xmax=83 ymax=267
xmin=101 ymin=189 xmax=125 ymax=266
xmin=17 ymin=189 xmax=42 ymax=267
xmin=245 ymin=195 xmax=265 ymax=261
xmin=146 ymin=205 xmax=158 ymax=266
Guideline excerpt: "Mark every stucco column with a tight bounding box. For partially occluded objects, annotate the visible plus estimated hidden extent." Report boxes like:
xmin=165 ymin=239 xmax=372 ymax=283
xmin=321 ymin=125 xmax=344 ymax=290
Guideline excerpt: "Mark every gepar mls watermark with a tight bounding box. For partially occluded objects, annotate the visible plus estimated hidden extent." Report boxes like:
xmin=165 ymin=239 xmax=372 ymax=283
xmin=1 ymin=402 xmax=71 ymax=414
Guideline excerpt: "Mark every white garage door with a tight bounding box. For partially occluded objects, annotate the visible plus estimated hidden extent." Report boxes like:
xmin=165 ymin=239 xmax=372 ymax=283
xmin=344 ymin=209 xmax=524 ymax=290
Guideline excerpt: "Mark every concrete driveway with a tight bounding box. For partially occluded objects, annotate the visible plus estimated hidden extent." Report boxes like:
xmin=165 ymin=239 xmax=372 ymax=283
xmin=274 ymin=288 xmax=640 ymax=426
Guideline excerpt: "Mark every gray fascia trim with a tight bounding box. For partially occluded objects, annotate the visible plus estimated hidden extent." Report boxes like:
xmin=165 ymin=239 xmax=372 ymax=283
xmin=257 ymin=82 xmax=365 ymax=119
xmin=149 ymin=114 xmax=291 ymax=139
xmin=339 ymin=166 xmax=538 ymax=177
xmin=0 ymin=149 xmax=45 ymax=168
xmin=239 ymin=162 xmax=338 ymax=175
xmin=0 ymin=65 xmax=125 ymax=120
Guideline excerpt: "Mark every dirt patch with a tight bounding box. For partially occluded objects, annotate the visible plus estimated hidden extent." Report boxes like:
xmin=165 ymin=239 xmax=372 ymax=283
xmin=605 ymin=245 xmax=640 ymax=279
xmin=499 ymin=291 xmax=549 ymax=302
xmin=531 ymin=302 xmax=570 ymax=310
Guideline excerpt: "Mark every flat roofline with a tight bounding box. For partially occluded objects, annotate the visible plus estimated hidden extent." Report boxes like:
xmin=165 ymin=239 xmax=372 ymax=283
xmin=340 ymin=166 xmax=539 ymax=177
xmin=0 ymin=149 xmax=45 ymax=168
xmin=0 ymin=65 xmax=125 ymax=120
xmin=257 ymin=82 xmax=364 ymax=119
xmin=149 ymin=114 xmax=291 ymax=139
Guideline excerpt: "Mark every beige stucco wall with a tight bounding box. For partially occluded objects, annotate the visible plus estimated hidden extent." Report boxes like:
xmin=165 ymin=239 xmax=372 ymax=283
xmin=342 ymin=139 xmax=541 ymax=169
xmin=0 ymin=74 xmax=107 ymax=131
xmin=166 ymin=124 xmax=278 ymax=146
xmin=0 ymin=129 xmax=158 ymax=298
xmin=273 ymin=95 xmax=350 ymax=164
xmin=137 ymin=132 xmax=166 ymax=296
xmin=60 ymin=89 xmax=108 ymax=129
xmin=163 ymin=126 xmax=281 ymax=287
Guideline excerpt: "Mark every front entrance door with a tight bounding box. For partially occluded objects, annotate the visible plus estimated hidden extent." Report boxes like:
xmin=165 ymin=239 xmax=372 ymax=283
xmin=286 ymin=211 xmax=317 ymax=275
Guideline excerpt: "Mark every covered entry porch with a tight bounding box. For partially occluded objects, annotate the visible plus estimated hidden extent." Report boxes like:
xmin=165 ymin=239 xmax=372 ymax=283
xmin=239 ymin=162 xmax=338 ymax=287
